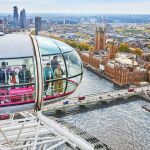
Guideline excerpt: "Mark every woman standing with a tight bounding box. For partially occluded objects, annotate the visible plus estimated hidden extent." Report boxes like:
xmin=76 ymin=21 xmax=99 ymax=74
xmin=54 ymin=64 xmax=64 ymax=93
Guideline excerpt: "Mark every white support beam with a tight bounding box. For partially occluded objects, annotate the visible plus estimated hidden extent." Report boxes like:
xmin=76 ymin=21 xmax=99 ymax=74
xmin=37 ymin=111 xmax=94 ymax=150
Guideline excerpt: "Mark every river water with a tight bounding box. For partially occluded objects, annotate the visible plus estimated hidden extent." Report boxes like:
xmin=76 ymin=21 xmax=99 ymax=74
xmin=62 ymin=68 xmax=150 ymax=150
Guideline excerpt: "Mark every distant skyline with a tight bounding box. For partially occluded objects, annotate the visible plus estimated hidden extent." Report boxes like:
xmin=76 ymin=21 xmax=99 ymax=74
xmin=0 ymin=0 xmax=150 ymax=14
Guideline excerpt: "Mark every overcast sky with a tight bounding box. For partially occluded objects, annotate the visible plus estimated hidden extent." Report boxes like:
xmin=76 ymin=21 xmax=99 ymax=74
xmin=0 ymin=0 xmax=150 ymax=14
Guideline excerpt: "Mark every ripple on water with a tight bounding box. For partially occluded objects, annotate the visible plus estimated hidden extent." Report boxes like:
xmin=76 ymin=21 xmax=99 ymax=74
xmin=63 ymin=68 xmax=150 ymax=150
xmin=70 ymin=68 xmax=118 ymax=97
xmin=62 ymin=100 xmax=150 ymax=150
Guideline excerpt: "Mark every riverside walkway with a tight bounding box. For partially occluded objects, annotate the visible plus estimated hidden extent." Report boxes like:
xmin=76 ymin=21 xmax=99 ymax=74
xmin=43 ymin=86 xmax=150 ymax=113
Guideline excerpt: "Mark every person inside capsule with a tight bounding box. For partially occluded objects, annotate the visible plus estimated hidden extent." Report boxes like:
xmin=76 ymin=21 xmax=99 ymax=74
xmin=43 ymin=62 xmax=54 ymax=95
xmin=10 ymin=71 xmax=17 ymax=89
xmin=54 ymin=64 xmax=64 ymax=94
xmin=51 ymin=56 xmax=59 ymax=73
xmin=18 ymin=64 xmax=31 ymax=84
xmin=8 ymin=63 xmax=34 ymax=103
xmin=0 ymin=62 xmax=9 ymax=85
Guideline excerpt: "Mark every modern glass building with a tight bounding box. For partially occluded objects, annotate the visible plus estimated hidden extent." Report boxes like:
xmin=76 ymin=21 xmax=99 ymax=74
xmin=13 ymin=6 xmax=19 ymax=28
xmin=0 ymin=34 xmax=83 ymax=114
xmin=20 ymin=9 xmax=26 ymax=29
xmin=35 ymin=17 xmax=41 ymax=35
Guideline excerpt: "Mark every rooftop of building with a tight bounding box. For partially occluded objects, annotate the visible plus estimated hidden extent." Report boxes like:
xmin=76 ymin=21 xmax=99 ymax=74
xmin=115 ymin=57 xmax=138 ymax=66
xmin=107 ymin=53 xmax=138 ymax=67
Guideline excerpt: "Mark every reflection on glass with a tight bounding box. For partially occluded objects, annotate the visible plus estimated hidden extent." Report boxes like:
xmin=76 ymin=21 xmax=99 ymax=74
xmin=66 ymin=76 xmax=81 ymax=93
xmin=64 ymin=51 xmax=82 ymax=77
xmin=41 ymin=50 xmax=83 ymax=100
xmin=36 ymin=36 xmax=61 ymax=55
xmin=0 ymin=58 xmax=35 ymax=106
xmin=52 ymin=39 xmax=74 ymax=53
xmin=42 ymin=55 xmax=66 ymax=97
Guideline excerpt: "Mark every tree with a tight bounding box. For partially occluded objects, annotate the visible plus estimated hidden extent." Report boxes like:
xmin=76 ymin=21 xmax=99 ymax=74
xmin=78 ymin=42 xmax=90 ymax=51
xmin=89 ymin=46 xmax=95 ymax=52
xmin=133 ymin=48 xmax=143 ymax=57
xmin=118 ymin=43 xmax=130 ymax=53
xmin=66 ymin=40 xmax=78 ymax=48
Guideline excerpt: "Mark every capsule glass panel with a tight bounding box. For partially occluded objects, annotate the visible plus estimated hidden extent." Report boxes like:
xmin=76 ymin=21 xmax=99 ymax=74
xmin=41 ymin=54 xmax=67 ymax=103
xmin=64 ymin=51 xmax=83 ymax=77
xmin=36 ymin=36 xmax=61 ymax=55
xmin=66 ymin=76 xmax=81 ymax=94
xmin=0 ymin=58 xmax=35 ymax=113
xmin=52 ymin=39 xmax=74 ymax=53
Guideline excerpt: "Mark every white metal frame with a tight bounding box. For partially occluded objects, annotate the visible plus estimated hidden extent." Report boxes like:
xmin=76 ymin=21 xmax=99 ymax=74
xmin=30 ymin=35 xmax=44 ymax=111
xmin=0 ymin=111 xmax=94 ymax=150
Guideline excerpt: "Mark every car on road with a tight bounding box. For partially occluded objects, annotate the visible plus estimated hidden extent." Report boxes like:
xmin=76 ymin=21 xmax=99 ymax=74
xmin=128 ymin=88 xmax=134 ymax=92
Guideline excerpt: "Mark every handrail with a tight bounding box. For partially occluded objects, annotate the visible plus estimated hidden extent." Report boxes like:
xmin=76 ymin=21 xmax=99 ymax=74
xmin=0 ymin=82 xmax=35 ymax=88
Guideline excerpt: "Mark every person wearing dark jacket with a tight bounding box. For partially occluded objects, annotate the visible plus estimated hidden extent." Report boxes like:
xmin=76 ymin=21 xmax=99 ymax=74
xmin=51 ymin=56 xmax=59 ymax=72
xmin=18 ymin=64 xmax=31 ymax=84
xmin=0 ymin=62 xmax=9 ymax=84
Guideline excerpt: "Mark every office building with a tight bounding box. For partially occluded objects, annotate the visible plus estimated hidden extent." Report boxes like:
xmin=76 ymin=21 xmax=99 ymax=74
xmin=20 ymin=9 xmax=26 ymax=28
xmin=35 ymin=17 xmax=41 ymax=35
xmin=13 ymin=6 xmax=19 ymax=28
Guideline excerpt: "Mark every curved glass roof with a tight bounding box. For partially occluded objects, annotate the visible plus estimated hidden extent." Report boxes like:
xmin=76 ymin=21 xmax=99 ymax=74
xmin=52 ymin=38 xmax=74 ymax=53
xmin=0 ymin=34 xmax=33 ymax=59
xmin=36 ymin=36 xmax=74 ymax=55
xmin=0 ymin=34 xmax=76 ymax=59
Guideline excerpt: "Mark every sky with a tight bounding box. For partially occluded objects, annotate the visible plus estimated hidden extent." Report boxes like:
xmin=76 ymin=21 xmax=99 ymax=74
xmin=0 ymin=0 xmax=150 ymax=14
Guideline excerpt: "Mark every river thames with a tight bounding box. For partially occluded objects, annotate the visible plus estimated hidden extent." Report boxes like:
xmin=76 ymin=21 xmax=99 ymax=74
xmin=62 ymin=68 xmax=150 ymax=150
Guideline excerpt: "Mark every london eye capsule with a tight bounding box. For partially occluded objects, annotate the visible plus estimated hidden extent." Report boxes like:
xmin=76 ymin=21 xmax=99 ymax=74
xmin=0 ymin=34 xmax=83 ymax=114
